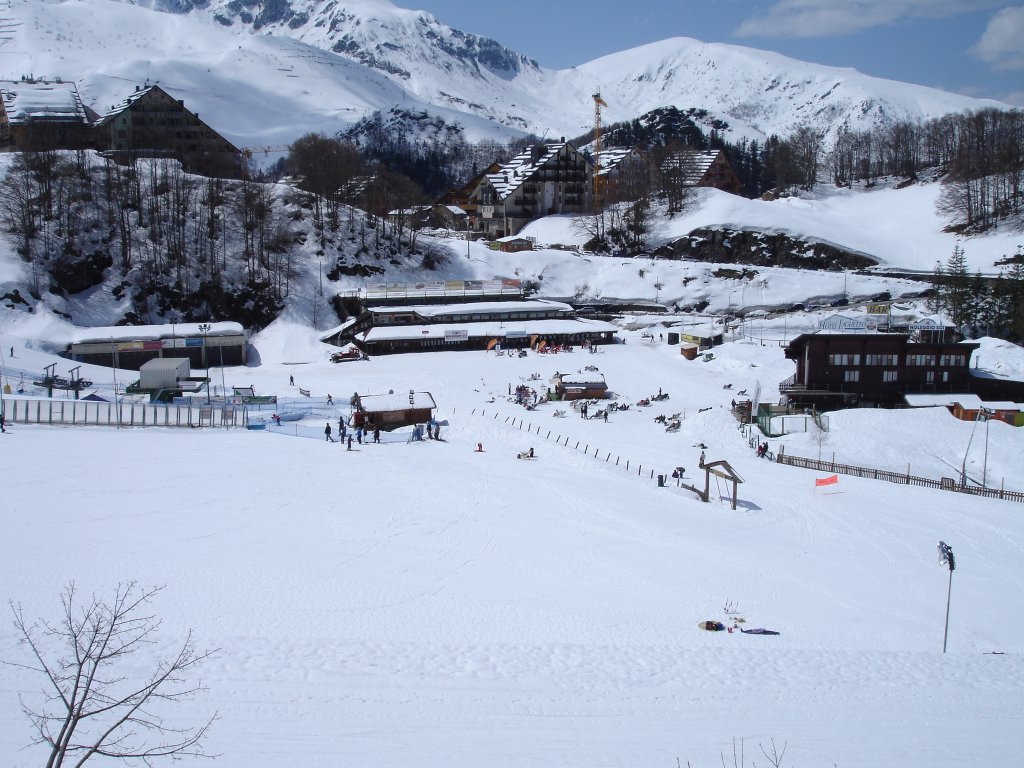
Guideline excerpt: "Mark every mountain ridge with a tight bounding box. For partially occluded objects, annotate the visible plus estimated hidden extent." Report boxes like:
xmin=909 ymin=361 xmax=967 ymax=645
xmin=2 ymin=0 xmax=1013 ymax=152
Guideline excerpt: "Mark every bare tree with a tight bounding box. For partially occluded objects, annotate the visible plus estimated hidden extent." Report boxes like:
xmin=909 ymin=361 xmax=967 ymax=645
xmin=6 ymin=582 xmax=218 ymax=767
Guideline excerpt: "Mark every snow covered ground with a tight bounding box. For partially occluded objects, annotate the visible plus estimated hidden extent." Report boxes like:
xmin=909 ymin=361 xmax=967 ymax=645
xmin=2 ymin=317 xmax=1024 ymax=768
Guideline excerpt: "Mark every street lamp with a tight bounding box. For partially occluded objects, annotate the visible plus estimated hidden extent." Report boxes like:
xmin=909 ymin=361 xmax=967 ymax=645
xmin=198 ymin=323 xmax=211 ymax=404
xmin=110 ymin=338 xmax=120 ymax=429
xmin=937 ymin=541 xmax=956 ymax=653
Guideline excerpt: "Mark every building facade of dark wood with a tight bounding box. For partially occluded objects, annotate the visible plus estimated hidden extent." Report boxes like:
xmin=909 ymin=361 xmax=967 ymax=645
xmin=95 ymin=85 xmax=242 ymax=177
xmin=781 ymin=332 xmax=981 ymax=409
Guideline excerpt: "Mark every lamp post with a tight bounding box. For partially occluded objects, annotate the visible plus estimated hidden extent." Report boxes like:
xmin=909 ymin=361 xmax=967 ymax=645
xmin=937 ymin=541 xmax=955 ymax=653
xmin=982 ymin=407 xmax=991 ymax=489
xmin=110 ymin=338 xmax=120 ymax=429
xmin=198 ymin=323 xmax=211 ymax=404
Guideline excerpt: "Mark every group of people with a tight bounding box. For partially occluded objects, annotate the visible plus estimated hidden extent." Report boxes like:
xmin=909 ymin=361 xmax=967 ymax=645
xmin=511 ymin=383 xmax=540 ymax=407
xmin=755 ymin=441 xmax=770 ymax=458
xmin=324 ymin=419 xmax=381 ymax=448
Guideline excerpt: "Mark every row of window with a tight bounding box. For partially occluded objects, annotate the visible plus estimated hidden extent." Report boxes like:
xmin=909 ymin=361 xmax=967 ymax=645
xmin=378 ymin=312 xmax=563 ymax=325
xmin=842 ymin=370 xmax=950 ymax=383
xmin=828 ymin=353 xmax=967 ymax=367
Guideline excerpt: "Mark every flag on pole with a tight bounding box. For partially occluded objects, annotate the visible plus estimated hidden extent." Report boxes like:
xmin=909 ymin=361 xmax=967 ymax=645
xmin=815 ymin=475 xmax=839 ymax=487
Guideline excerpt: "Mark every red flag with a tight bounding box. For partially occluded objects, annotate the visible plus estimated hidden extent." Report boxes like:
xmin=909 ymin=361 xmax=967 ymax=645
xmin=815 ymin=475 xmax=839 ymax=487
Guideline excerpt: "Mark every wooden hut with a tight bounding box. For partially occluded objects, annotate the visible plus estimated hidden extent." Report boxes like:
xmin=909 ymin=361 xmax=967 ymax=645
xmin=351 ymin=391 xmax=437 ymax=430
xmin=552 ymin=372 xmax=608 ymax=401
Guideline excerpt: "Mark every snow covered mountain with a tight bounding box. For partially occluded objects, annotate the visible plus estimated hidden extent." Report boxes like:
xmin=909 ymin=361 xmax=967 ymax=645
xmin=1 ymin=0 xmax=1010 ymax=151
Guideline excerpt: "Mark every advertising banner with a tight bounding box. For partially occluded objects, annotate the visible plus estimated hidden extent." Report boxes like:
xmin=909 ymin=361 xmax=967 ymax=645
xmin=444 ymin=330 xmax=469 ymax=342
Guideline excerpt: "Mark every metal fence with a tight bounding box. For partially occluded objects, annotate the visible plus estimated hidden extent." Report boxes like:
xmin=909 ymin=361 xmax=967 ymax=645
xmin=778 ymin=451 xmax=1024 ymax=504
xmin=0 ymin=397 xmax=245 ymax=428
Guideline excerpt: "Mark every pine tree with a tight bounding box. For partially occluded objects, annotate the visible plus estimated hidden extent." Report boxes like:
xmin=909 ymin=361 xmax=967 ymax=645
xmin=942 ymin=244 xmax=972 ymax=327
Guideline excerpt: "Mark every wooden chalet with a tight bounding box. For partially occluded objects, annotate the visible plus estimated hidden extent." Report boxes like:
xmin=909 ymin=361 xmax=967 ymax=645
xmin=0 ymin=78 xmax=95 ymax=151
xmin=94 ymin=84 xmax=242 ymax=177
xmin=660 ymin=149 xmax=742 ymax=194
xmin=350 ymin=391 xmax=436 ymax=430
xmin=781 ymin=332 xmax=980 ymax=410
xmin=552 ymin=372 xmax=608 ymax=401
xmin=469 ymin=142 xmax=592 ymax=238
xmin=493 ymin=235 xmax=534 ymax=253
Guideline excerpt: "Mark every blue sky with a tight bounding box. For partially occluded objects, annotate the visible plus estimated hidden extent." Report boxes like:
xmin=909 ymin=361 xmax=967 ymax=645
xmin=412 ymin=0 xmax=1024 ymax=105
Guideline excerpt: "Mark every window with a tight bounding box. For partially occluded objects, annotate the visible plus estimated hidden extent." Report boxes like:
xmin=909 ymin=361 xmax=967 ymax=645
xmin=866 ymin=354 xmax=898 ymax=365
xmin=940 ymin=354 xmax=966 ymax=367
xmin=844 ymin=370 xmax=860 ymax=383
xmin=883 ymin=370 xmax=898 ymax=382
xmin=828 ymin=353 xmax=861 ymax=366
xmin=926 ymin=371 xmax=935 ymax=384
xmin=906 ymin=354 xmax=936 ymax=366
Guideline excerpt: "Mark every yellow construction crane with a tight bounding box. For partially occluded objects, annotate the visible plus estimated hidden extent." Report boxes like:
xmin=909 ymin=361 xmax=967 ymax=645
xmin=592 ymin=91 xmax=608 ymax=213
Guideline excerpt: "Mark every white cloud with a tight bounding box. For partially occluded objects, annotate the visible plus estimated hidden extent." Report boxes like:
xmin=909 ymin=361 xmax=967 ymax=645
xmin=971 ymin=6 xmax=1024 ymax=70
xmin=735 ymin=0 xmax=1004 ymax=38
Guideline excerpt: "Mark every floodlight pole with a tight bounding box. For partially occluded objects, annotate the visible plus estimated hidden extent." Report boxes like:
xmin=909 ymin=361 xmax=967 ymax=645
xmin=199 ymin=323 xmax=211 ymax=404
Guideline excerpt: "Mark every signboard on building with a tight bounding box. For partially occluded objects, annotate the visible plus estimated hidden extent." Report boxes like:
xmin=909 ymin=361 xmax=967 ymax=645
xmin=444 ymin=330 xmax=469 ymax=342
xmin=866 ymin=303 xmax=891 ymax=315
xmin=505 ymin=330 xmax=528 ymax=339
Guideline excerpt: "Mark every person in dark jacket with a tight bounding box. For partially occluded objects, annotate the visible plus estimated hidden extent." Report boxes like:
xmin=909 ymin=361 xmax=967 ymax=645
xmin=324 ymin=422 xmax=333 ymax=442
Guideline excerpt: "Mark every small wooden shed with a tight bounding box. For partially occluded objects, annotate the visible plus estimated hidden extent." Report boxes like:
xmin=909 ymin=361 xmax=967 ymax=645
xmin=494 ymin=235 xmax=534 ymax=253
xmin=351 ymin=391 xmax=437 ymax=430
xmin=552 ymin=372 xmax=608 ymax=401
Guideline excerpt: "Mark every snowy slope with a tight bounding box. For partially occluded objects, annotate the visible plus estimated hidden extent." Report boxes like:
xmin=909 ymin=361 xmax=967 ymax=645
xmin=1 ymin=316 xmax=1023 ymax=768
xmin=0 ymin=0 xmax=1010 ymax=150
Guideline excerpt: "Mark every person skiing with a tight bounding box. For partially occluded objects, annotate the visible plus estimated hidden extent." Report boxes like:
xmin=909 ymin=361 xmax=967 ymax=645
xmin=324 ymin=422 xmax=333 ymax=442
xmin=289 ymin=375 xmax=294 ymax=386
xmin=326 ymin=393 xmax=334 ymax=405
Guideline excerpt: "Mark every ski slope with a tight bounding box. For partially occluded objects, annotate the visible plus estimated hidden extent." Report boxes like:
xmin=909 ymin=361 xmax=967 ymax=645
xmin=1 ymin=317 xmax=1023 ymax=767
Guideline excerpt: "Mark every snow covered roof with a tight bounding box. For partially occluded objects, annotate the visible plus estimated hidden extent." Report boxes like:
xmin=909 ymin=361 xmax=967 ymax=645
xmin=70 ymin=322 xmax=245 ymax=344
xmin=594 ymin=147 xmax=637 ymax=177
xmin=558 ymin=372 xmax=607 ymax=387
xmin=361 ymin=317 xmax=617 ymax=342
xmin=368 ymin=299 xmax=573 ymax=317
xmin=904 ymin=393 xmax=1022 ymax=410
xmin=0 ymin=80 xmax=88 ymax=125
xmin=95 ymin=84 xmax=159 ymax=125
xmin=318 ymin=316 xmax=362 ymax=343
xmin=485 ymin=143 xmax=580 ymax=201
xmin=660 ymin=149 xmax=725 ymax=185
xmin=358 ymin=392 xmax=436 ymax=412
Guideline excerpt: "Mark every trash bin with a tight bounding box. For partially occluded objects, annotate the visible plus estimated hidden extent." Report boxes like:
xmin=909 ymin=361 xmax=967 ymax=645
xmin=657 ymin=474 xmax=665 ymax=487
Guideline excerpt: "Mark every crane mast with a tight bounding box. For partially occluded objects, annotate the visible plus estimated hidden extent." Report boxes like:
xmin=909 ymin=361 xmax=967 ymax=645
xmin=592 ymin=91 xmax=608 ymax=214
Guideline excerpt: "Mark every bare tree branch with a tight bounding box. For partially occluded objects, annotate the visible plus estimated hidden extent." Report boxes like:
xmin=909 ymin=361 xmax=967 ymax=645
xmin=5 ymin=582 xmax=218 ymax=768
